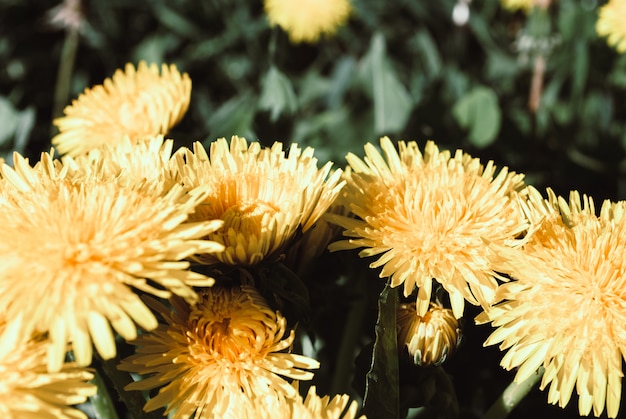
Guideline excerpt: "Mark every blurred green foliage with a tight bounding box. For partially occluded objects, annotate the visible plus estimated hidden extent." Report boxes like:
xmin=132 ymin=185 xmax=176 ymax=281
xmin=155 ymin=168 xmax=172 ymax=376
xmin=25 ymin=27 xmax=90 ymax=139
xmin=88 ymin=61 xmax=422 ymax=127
xmin=1 ymin=0 xmax=625 ymax=418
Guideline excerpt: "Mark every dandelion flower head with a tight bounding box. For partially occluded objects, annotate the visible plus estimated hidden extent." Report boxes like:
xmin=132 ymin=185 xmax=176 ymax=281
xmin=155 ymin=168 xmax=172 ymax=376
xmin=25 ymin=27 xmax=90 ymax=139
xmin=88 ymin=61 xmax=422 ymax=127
xmin=0 ymin=324 xmax=96 ymax=419
xmin=120 ymin=285 xmax=320 ymax=418
xmin=173 ymin=136 xmax=344 ymax=266
xmin=477 ymin=187 xmax=626 ymax=418
xmin=596 ymin=0 xmax=626 ymax=53
xmin=397 ymin=302 xmax=461 ymax=367
xmin=52 ymin=61 xmax=191 ymax=156
xmin=264 ymin=0 xmax=351 ymax=43
xmin=0 ymin=152 xmax=224 ymax=372
xmin=329 ymin=137 xmax=527 ymax=319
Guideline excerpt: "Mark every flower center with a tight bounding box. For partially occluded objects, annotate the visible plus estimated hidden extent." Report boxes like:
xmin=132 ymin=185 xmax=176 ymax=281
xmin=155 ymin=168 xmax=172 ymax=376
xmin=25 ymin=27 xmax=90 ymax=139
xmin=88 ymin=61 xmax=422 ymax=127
xmin=221 ymin=201 xmax=279 ymax=236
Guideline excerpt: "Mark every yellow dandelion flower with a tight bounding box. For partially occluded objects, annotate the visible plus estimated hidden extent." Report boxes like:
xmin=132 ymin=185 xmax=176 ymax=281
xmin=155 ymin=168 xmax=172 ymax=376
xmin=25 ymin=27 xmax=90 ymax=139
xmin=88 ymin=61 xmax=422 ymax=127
xmin=597 ymin=0 xmax=626 ymax=53
xmin=264 ymin=0 xmax=351 ymax=43
xmin=397 ymin=302 xmax=461 ymax=367
xmin=0 ymin=326 xmax=96 ymax=419
xmin=477 ymin=187 xmax=626 ymax=418
xmin=52 ymin=61 xmax=191 ymax=156
xmin=173 ymin=136 xmax=344 ymax=266
xmin=500 ymin=0 xmax=535 ymax=13
xmin=328 ymin=137 xmax=527 ymax=319
xmin=0 ymin=152 xmax=224 ymax=372
xmin=119 ymin=285 xmax=320 ymax=418
xmin=65 ymin=135 xmax=178 ymax=192
xmin=286 ymin=385 xmax=364 ymax=419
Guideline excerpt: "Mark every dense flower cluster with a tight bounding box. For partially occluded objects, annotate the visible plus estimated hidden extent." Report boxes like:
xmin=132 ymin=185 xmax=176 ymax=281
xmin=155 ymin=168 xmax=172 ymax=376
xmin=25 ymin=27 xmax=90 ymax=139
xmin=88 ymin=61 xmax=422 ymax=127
xmin=329 ymin=137 xmax=527 ymax=318
xmin=478 ymin=188 xmax=626 ymax=418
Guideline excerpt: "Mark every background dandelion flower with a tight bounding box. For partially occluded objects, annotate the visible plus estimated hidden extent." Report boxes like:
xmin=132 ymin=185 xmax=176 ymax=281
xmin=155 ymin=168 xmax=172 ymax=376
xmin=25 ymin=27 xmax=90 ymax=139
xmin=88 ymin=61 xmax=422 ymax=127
xmin=173 ymin=136 xmax=344 ymax=266
xmin=329 ymin=137 xmax=527 ymax=319
xmin=477 ymin=187 xmax=626 ymax=418
xmin=596 ymin=0 xmax=626 ymax=53
xmin=264 ymin=0 xmax=351 ymax=43
xmin=0 ymin=152 xmax=224 ymax=372
xmin=0 ymin=326 xmax=96 ymax=419
xmin=52 ymin=61 xmax=191 ymax=156
xmin=119 ymin=285 xmax=320 ymax=418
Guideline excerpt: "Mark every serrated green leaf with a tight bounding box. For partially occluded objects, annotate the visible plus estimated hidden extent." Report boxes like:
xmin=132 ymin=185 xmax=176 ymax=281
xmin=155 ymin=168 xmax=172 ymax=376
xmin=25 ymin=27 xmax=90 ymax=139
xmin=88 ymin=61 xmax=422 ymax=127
xmin=363 ymin=284 xmax=399 ymax=419
xmin=452 ymin=86 xmax=501 ymax=148
xmin=258 ymin=66 xmax=298 ymax=122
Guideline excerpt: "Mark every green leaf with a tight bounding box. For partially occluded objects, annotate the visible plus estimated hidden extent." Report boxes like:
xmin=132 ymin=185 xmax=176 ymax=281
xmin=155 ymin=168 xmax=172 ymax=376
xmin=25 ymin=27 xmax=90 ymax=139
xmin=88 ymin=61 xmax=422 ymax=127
xmin=452 ymin=86 xmax=501 ymax=148
xmin=0 ymin=96 xmax=20 ymax=147
xmin=411 ymin=30 xmax=441 ymax=81
xmin=258 ymin=66 xmax=298 ymax=122
xmin=363 ymin=284 xmax=399 ymax=419
xmin=206 ymin=94 xmax=256 ymax=139
xmin=358 ymin=33 xmax=413 ymax=135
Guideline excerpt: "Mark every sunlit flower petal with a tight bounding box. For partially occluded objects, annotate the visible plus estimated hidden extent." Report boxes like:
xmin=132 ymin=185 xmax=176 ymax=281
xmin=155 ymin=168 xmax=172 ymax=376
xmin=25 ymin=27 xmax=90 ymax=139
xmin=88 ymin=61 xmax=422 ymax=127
xmin=264 ymin=0 xmax=351 ymax=43
xmin=173 ymin=136 xmax=344 ymax=266
xmin=0 ymin=152 xmax=224 ymax=372
xmin=478 ymin=187 xmax=626 ymax=418
xmin=286 ymin=385 xmax=364 ymax=419
xmin=596 ymin=0 xmax=626 ymax=53
xmin=0 ymin=325 xmax=96 ymax=419
xmin=52 ymin=61 xmax=191 ymax=156
xmin=329 ymin=137 xmax=527 ymax=318
xmin=119 ymin=285 xmax=320 ymax=418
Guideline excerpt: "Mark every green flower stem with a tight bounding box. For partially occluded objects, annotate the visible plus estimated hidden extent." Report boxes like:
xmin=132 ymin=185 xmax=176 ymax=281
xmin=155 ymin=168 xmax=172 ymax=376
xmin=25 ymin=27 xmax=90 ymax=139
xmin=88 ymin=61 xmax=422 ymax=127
xmin=89 ymin=369 xmax=120 ymax=419
xmin=482 ymin=367 xmax=544 ymax=419
xmin=330 ymin=283 xmax=368 ymax=395
xmin=51 ymin=27 xmax=79 ymax=130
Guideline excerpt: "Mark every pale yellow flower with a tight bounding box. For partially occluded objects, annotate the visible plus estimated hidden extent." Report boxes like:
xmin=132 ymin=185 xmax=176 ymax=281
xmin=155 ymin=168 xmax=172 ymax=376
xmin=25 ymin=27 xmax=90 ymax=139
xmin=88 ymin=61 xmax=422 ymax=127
xmin=397 ymin=302 xmax=461 ymax=367
xmin=329 ymin=137 xmax=527 ymax=319
xmin=0 ymin=325 xmax=96 ymax=419
xmin=0 ymin=152 xmax=224 ymax=372
xmin=477 ymin=187 xmax=626 ymax=418
xmin=264 ymin=0 xmax=351 ymax=43
xmin=286 ymin=385 xmax=364 ymax=419
xmin=500 ymin=0 xmax=535 ymax=12
xmin=597 ymin=0 xmax=626 ymax=53
xmin=173 ymin=136 xmax=344 ymax=266
xmin=52 ymin=61 xmax=191 ymax=156
xmin=119 ymin=285 xmax=320 ymax=419
xmin=64 ymin=135 xmax=178 ymax=193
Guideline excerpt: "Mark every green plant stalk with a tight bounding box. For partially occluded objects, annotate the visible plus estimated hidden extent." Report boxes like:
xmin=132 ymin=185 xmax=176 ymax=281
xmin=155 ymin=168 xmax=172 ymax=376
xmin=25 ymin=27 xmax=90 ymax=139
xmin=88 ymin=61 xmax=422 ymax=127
xmin=89 ymin=369 xmax=120 ymax=419
xmin=51 ymin=28 xmax=79 ymax=129
xmin=330 ymin=284 xmax=368 ymax=395
xmin=482 ymin=367 xmax=544 ymax=419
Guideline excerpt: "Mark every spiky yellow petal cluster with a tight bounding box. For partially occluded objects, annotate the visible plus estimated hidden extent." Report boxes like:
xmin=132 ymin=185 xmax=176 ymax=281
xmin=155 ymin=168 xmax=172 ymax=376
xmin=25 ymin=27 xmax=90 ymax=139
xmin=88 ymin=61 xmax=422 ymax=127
xmin=286 ymin=386 xmax=364 ymax=419
xmin=264 ymin=0 xmax=351 ymax=43
xmin=120 ymin=285 xmax=320 ymax=418
xmin=173 ymin=136 xmax=344 ymax=266
xmin=0 ymin=326 xmax=96 ymax=419
xmin=478 ymin=187 xmax=626 ymax=418
xmin=52 ymin=61 xmax=191 ymax=156
xmin=0 ymin=151 xmax=224 ymax=372
xmin=597 ymin=0 xmax=626 ymax=53
xmin=329 ymin=137 xmax=527 ymax=318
